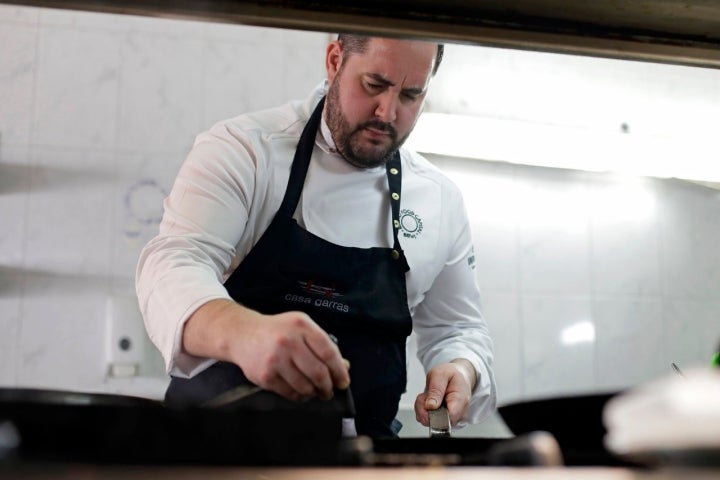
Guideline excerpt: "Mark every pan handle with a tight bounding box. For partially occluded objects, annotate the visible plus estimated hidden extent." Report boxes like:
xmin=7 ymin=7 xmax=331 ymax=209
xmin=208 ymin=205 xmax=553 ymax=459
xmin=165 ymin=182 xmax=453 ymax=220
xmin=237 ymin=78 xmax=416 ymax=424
xmin=428 ymin=404 xmax=451 ymax=438
xmin=486 ymin=431 xmax=564 ymax=467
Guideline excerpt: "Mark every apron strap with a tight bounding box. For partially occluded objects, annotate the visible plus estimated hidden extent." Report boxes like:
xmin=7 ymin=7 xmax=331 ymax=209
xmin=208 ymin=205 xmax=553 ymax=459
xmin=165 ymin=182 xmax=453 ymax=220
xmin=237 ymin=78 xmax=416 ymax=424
xmin=277 ymin=95 xmax=409 ymax=272
xmin=386 ymin=152 xmax=410 ymax=273
xmin=277 ymin=96 xmax=325 ymax=218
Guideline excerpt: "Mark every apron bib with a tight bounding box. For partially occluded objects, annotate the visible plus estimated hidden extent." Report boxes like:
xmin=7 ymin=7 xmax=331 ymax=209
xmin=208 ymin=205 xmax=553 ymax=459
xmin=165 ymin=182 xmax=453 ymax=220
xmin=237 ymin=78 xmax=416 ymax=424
xmin=166 ymin=97 xmax=413 ymax=438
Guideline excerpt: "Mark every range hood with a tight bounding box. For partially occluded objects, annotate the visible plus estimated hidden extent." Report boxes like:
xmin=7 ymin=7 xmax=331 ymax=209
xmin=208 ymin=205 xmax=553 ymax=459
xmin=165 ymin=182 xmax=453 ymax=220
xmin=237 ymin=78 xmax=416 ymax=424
xmin=3 ymin=0 xmax=720 ymax=68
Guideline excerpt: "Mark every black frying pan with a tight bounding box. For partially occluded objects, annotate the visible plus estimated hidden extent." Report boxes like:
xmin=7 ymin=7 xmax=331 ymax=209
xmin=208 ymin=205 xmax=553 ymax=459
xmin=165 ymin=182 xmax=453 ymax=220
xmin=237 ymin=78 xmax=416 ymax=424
xmin=0 ymin=387 xmax=160 ymax=407
xmin=497 ymin=391 xmax=635 ymax=466
xmin=0 ymin=387 xmax=357 ymax=465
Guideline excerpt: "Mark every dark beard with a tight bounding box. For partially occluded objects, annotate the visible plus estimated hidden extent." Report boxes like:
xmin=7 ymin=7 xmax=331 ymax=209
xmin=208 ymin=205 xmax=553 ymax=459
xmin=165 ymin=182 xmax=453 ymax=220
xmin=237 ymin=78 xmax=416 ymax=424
xmin=325 ymin=78 xmax=407 ymax=169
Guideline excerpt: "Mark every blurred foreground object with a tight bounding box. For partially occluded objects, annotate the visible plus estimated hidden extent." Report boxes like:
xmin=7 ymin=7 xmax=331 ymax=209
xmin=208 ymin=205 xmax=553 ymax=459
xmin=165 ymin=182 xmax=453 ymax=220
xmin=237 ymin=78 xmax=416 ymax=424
xmin=604 ymin=367 xmax=720 ymax=466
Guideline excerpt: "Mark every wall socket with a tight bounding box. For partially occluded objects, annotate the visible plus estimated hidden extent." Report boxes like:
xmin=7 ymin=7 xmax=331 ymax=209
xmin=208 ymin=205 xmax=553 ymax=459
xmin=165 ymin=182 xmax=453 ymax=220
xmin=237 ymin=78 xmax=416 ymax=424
xmin=105 ymin=295 xmax=145 ymax=378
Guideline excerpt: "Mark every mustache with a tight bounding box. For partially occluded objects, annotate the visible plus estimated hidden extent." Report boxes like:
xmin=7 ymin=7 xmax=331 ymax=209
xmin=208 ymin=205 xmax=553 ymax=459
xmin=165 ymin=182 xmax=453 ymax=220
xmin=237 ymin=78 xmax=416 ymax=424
xmin=357 ymin=120 xmax=397 ymax=139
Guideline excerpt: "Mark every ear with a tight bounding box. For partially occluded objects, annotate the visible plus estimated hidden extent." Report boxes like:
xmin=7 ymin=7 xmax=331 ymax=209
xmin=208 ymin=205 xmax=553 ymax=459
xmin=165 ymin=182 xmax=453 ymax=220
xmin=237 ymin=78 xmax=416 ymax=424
xmin=325 ymin=40 xmax=343 ymax=83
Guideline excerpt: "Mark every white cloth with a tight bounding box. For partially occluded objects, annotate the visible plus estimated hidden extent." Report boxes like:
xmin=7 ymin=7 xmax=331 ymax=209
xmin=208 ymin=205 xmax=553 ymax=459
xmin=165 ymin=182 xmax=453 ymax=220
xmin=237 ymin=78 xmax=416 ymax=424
xmin=604 ymin=368 xmax=720 ymax=454
xmin=136 ymin=82 xmax=497 ymax=425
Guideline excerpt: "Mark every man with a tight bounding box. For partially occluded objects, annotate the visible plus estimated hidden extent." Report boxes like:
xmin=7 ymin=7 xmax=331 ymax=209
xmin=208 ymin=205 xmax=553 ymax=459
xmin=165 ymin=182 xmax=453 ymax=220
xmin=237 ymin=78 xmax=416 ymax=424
xmin=136 ymin=34 xmax=496 ymax=438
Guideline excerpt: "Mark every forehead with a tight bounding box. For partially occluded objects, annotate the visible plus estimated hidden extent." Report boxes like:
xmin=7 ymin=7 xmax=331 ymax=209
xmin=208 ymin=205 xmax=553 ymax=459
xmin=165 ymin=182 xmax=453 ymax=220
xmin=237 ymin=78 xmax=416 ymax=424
xmin=346 ymin=38 xmax=437 ymax=86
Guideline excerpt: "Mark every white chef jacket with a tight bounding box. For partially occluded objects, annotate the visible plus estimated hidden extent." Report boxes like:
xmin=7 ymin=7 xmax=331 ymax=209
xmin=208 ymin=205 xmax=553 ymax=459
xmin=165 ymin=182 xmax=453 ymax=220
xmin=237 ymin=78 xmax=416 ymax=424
xmin=136 ymin=81 xmax=497 ymax=426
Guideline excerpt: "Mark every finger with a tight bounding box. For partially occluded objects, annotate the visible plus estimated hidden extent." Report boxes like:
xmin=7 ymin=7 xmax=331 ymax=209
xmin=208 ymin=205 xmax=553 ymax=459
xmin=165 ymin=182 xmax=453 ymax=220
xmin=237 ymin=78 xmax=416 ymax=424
xmin=414 ymin=392 xmax=430 ymax=426
xmin=424 ymin=374 xmax=449 ymax=411
xmin=445 ymin=391 xmax=469 ymax=425
xmin=263 ymin=371 xmax=310 ymax=402
xmin=304 ymin=331 xmax=351 ymax=390
xmin=290 ymin=348 xmax=334 ymax=400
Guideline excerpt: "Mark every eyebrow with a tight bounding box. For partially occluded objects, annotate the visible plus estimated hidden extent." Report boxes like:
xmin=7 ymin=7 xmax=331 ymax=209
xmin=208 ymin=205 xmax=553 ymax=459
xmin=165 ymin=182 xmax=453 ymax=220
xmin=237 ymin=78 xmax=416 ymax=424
xmin=365 ymin=73 xmax=426 ymax=97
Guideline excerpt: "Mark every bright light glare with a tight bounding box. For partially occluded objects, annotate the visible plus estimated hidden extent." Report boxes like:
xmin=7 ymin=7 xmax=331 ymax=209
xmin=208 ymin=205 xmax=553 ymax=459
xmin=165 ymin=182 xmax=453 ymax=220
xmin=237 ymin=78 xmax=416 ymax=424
xmin=560 ymin=321 xmax=596 ymax=346
xmin=405 ymin=113 xmax=720 ymax=182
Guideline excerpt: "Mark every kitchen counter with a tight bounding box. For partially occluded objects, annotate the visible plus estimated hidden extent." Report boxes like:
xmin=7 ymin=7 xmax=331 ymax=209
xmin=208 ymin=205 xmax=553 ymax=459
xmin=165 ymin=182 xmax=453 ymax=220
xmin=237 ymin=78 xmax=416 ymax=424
xmin=2 ymin=465 xmax=720 ymax=480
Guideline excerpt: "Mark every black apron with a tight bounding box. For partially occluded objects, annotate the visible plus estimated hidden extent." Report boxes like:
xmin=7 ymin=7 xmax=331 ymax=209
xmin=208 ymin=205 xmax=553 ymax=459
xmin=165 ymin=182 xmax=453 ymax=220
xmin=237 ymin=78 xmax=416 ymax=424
xmin=166 ymin=97 xmax=413 ymax=438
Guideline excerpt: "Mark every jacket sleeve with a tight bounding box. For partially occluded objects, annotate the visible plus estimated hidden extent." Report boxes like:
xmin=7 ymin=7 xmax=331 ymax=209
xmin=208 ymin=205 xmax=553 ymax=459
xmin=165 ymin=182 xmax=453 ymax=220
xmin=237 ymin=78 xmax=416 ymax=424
xmin=411 ymin=184 xmax=497 ymax=426
xmin=135 ymin=128 xmax=260 ymax=377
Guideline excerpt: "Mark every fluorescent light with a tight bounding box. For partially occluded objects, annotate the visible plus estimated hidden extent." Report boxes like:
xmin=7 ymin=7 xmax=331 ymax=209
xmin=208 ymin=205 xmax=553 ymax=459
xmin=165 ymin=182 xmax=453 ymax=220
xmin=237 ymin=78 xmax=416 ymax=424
xmin=405 ymin=112 xmax=720 ymax=183
xmin=560 ymin=321 xmax=596 ymax=346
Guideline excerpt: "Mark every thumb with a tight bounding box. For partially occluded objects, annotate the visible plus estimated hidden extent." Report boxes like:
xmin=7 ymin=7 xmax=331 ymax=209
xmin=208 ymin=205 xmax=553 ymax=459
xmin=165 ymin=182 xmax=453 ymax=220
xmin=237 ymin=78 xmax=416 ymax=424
xmin=424 ymin=377 xmax=447 ymax=411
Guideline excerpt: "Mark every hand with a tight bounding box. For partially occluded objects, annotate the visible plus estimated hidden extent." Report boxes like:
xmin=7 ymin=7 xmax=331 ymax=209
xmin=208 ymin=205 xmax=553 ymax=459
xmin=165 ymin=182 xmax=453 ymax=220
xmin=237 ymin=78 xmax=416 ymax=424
xmin=183 ymin=299 xmax=350 ymax=402
xmin=414 ymin=359 xmax=476 ymax=427
xmin=232 ymin=310 xmax=351 ymax=401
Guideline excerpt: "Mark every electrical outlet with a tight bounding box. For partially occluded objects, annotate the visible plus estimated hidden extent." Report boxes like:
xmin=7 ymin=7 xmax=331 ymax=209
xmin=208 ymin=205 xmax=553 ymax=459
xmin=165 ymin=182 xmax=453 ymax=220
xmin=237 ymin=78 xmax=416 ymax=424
xmin=106 ymin=294 xmax=145 ymax=377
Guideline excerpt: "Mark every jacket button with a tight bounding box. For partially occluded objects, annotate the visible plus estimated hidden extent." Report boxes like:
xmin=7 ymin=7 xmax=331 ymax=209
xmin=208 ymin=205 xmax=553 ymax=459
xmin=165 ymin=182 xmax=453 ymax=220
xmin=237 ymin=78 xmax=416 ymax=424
xmin=391 ymin=192 xmax=400 ymax=201
xmin=393 ymin=220 xmax=400 ymax=228
xmin=389 ymin=167 xmax=399 ymax=175
xmin=391 ymin=249 xmax=400 ymax=260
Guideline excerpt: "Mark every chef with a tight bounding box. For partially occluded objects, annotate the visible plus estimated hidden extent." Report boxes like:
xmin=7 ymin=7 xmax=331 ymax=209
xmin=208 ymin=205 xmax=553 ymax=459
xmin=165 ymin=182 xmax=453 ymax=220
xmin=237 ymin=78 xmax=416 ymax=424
xmin=136 ymin=34 xmax=496 ymax=438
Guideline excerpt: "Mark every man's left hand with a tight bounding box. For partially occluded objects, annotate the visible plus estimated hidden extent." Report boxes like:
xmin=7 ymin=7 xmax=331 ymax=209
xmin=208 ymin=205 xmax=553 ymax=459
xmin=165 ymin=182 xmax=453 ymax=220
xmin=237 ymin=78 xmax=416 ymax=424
xmin=414 ymin=358 xmax=476 ymax=427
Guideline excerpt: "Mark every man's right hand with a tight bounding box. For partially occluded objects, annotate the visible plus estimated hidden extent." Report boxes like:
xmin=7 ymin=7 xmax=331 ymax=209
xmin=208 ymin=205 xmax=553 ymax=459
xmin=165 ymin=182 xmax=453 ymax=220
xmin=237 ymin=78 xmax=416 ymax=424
xmin=182 ymin=299 xmax=350 ymax=402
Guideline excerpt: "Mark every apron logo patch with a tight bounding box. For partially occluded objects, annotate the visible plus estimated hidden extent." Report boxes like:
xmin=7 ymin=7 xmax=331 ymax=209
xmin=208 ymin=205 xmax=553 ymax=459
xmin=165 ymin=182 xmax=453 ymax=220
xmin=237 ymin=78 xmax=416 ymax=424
xmin=283 ymin=280 xmax=350 ymax=313
xmin=399 ymin=209 xmax=423 ymax=239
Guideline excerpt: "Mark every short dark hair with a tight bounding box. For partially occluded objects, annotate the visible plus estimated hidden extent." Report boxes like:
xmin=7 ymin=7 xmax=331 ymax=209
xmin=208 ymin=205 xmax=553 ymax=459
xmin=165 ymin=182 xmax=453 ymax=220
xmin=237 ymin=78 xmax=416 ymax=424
xmin=337 ymin=34 xmax=444 ymax=76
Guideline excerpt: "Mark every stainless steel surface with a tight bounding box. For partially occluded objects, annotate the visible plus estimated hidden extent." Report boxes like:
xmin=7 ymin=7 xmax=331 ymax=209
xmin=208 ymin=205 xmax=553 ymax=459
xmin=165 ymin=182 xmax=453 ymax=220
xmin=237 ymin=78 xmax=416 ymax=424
xmin=1 ymin=0 xmax=720 ymax=67
xmin=428 ymin=405 xmax=452 ymax=438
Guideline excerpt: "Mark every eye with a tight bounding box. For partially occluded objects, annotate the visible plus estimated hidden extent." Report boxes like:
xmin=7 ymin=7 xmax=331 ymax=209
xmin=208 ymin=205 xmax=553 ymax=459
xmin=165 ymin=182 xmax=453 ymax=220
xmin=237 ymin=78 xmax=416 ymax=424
xmin=401 ymin=91 xmax=420 ymax=102
xmin=366 ymin=82 xmax=383 ymax=91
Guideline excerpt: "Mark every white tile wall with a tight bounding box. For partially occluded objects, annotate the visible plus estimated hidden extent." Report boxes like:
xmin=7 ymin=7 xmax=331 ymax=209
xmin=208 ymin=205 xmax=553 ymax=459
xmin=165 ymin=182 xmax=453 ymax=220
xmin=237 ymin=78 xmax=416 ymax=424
xmin=0 ymin=22 xmax=36 ymax=146
xmin=1 ymin=6 xmax=719 ymax=435
xmin=18 ymin=287 xmax=109 ymax=389
xmin=480 ymin=292 xmax=523 ymax=403
xmin=24 ymin=147 xmax=114 ymax=276
xmin=661 ymin=180 xmax=720 ymax=300
xmin=589 ymin=175 xmax=662 ymax=296
xmin=516 ymin=168 xmax=593 ymax=295
xmin=33 ymin=27 xmax=121 ymax=148
xmin=0 ymin=289 xmax=21 ymax=384
xmin=0 ymin=146 xmax=30 ymax=267
xmin=115 ymin=31 xmax=204 ymax=153
xmin=521 ymin=294 xmax=596 ymax=398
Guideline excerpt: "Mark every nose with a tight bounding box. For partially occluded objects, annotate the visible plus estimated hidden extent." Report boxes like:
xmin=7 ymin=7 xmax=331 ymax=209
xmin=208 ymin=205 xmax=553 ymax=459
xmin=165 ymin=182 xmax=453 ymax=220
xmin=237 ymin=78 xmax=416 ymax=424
xmin=374 ymin=92 xmax=397 ymax=124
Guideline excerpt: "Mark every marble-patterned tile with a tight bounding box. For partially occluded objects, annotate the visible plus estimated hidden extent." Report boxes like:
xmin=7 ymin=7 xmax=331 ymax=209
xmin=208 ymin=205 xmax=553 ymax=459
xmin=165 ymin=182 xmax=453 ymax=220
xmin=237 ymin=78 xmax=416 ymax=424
xmin=111 ymin=150 xmax=183 ymax=281
xmin=281 ymin=29 xmax=332 ymax=48
xmin=664 ymin=299 xmax=720 ymax=370
xmin=589 ymin=174 xmax=661 ymax=295
xmin=116 ymin=31 xmax=204 ymax=153
xmin=0 ymin=22 xmax=36 ymax=146
xmin=437 ymin=157 xmax=519 ymax=293
xmin=660 ymin=180 xmax=720 ymax=300
xmin=203 ymin=21 xmax=287 ymax=44
xmin=201 ymin=40 xmax=286 ymax=127
xmin=480 ymin=292 xmax=522 ymax=405
xmin=280 ymin=34 xmax=330 ymax=100
xmin=0 ymin=4 xmax=39 ymax=24
xmin=17 ymin=290 xmax=108 ymax=390
xmin=0 ymin=147 xmax=30 ymax=267
xmin=33 ymin=26 xmax=120 ymax=149
xmin=24 ymin=147 xmax=114 ymax=277
xmin=515 ymin=167 xmax=592 ymax=294
xmin=594 ymin=297 xmax=666 ymax=392
xmin=522 ymin=294 xmax=596 ymax=399
xmin=0 ymin=272 xmax=22 ymax=385
xmin=39 ymin=7 xmax=204 ymax=35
